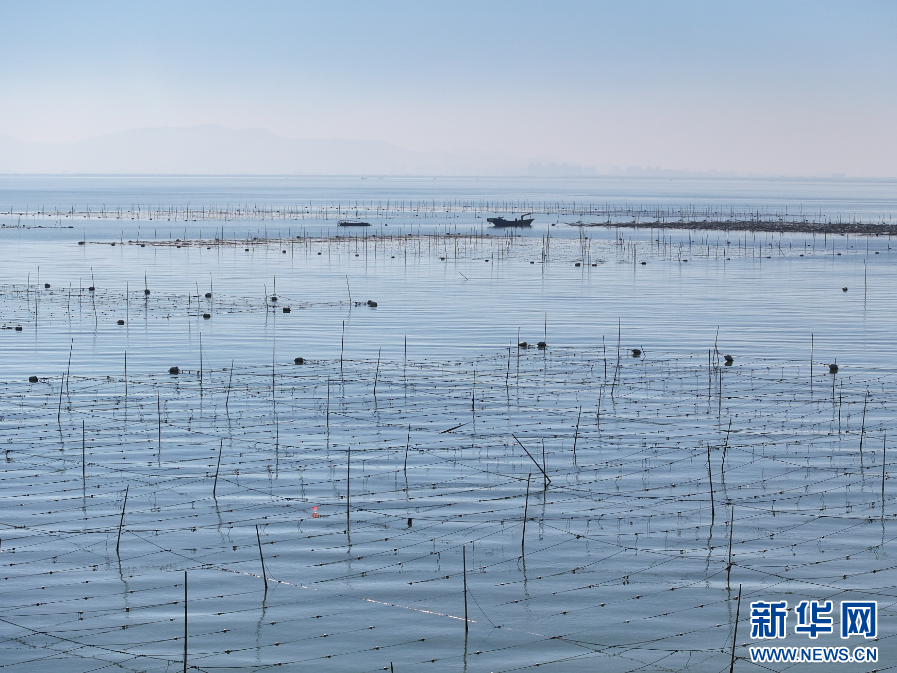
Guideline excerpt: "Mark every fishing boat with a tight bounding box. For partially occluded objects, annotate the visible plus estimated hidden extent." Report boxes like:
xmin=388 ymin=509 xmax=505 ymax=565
xmin=338 ymin=219 xmax=371 ymax=227
xmin=487 ymin=213 xmax=534 ymax=228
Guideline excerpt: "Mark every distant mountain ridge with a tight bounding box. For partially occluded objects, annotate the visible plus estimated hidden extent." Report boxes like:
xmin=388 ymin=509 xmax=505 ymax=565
xmin=0 ymin=125 xmax=523 ymax=176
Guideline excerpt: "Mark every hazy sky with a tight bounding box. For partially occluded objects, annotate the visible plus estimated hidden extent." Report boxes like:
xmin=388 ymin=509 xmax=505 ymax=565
xmin=1 ymin=1 xmax=895 ymax=176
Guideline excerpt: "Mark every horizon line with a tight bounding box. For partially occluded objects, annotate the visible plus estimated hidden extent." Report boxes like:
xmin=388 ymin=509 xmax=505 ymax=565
xmin=2 ymin=173 xmax=894 ymax=182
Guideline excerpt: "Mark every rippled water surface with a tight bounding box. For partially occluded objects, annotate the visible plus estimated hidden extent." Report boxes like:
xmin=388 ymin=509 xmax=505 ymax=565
xmin=1 ymin=176 xmax=896 ymax=672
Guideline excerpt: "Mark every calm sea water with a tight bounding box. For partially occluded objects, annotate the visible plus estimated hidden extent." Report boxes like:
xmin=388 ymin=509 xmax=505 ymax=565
xmin=1 ymin=176 xmax=896 ymax=672
xmin=2 ymin=174 xmax=897 ymax=223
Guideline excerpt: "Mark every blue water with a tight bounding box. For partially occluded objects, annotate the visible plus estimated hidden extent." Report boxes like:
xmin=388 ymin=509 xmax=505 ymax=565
xmin=1 ymin=176 xmax=896 ymax=672
xmin=2 ymin=174 xmax=897 ymax=222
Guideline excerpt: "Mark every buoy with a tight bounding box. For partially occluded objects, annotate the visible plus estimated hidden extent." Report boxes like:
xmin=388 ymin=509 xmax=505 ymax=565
xmin=367 ymin=300 xmax=378 ymax=307
xmin=77 ymin=241 xmax=85 ymax=245
xmin=169 ymin=366 xmax=180 ymax=375
xmin=842 ymin=287 xmax=848 ymax=292
xmin=631 ymin=349 xmax=642 ymax=357
xmin=117 ymin=319 xmax=124 ymax=325
xmin=518 ymin=341 xmax=528 ymax=348
xmin=14 ymin=326 xmax=23 ymax=331
xmin=140 ymin=243 xmax=145 ymax=247
xmin=282 ymin=250 xmax=287 ymax=254
xmin=294 ymin=357 xmax=305 ymax=365
xmin=575 ymin=262 xmax=581 ymax=267
xmin=28 ymin=376 xmax=38 ymax=383
xmin=202 ymin=313 xmax=211 ymax=319
xmin=537 ymin=341 xmax=547 ymax=349
xmin=640 ymin=261 xmax=646 ymax=265
xmin=245 ymin=248 xmax=250 ymax=251
xmin=270 ymin=296 xmax=277 ymax=302
xmin=829 ymin=364 xmax=839 ymax=373
xmin=88 ymin=286 xmax=95 ymax=292
xmin=724 ymin=355 xmax=734 ymax=365
xmin=144 ymin=289 xmax=150 ymax=295
xmin=282 ymin=307 xmax=291 ymax=313
xmin=205 ymin=292 xmax=212 ymax=298
xmin=44 ymin=283 xmax=50 ymax=288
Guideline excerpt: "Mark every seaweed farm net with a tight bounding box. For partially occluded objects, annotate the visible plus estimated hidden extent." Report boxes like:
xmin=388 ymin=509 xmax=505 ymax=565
xmin=2 ymin=339 xmax=896 ymax=671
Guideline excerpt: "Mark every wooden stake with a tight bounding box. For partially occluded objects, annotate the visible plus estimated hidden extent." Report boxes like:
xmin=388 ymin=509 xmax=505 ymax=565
xmin=859 ymin=391 xmax=869 ymax=464
xmin=116 ymin=485 xmax=129 ymax=555
xmin=213 ymin=439 xmax=223 ymax=497
xmin=374 ymin=348 xmax=381 ymax=398
xmin=256 ymin=524 xmax=268 ymax=592
xmin=522 ymin=473 xmax=531 ymax=552
xmin=57 ymin=373 xmax=64 ymax=425
xmin=573 ymin=406 xmax=582 ymax=464
xmin=157 ymin=391 xmax=162 ymax=454
xmin=707 ymin=443 xmax=715 ymax=523
xmin=82 ymin=420 xmax=86 ymax=482
xmin=506 ymin=343 xmax=511 ymax=390
xmin=463 ymin=545 xmax=469 ymax=633
xmin=471 ymin=369 xmax=476 ymax=413
xmin=512 ymin=435 xmax=551 ymax=485
xmin=726 ymin=507 xmax=734 ymax=590
xmin=225 ymin=360 xmax=234 ymax=413
xmin=729 ymin=584 xmax=742 ymax=673
xmin=722 ymin=419 xmax=732 ymax=469
xmin=66 ymin=339 xmax=73 ymax=393
xmin=404 ymin=425 xmax=410 ymax=477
